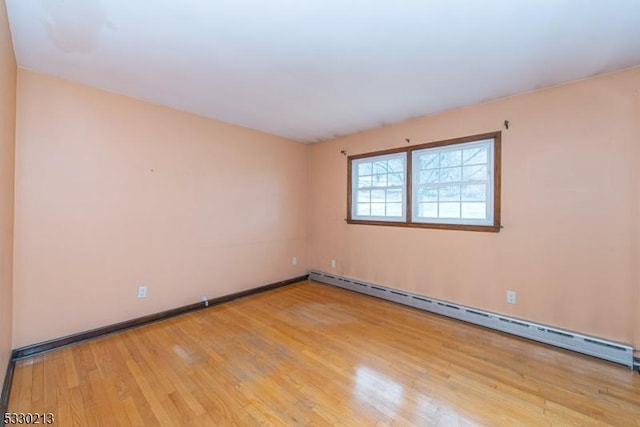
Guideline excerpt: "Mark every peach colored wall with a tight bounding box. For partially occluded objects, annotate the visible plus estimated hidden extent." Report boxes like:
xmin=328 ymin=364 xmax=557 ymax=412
xmin=309 ymin=67 xmax=640 ymax=348
xmin=13 ymin=69 xmax=308 ymax=348
xmin=0 ymin=0 xmax=16 ymax=373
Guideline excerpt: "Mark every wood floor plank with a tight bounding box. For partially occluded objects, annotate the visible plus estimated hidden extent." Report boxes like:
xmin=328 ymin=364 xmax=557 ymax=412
xmin=7 ymin=281 xmax=640 ymax=426
xmin=67 ymin=386 xmax=90 ymax=427
xmin=9 ymin=356 xmax=32 ymax=411
xmin=29 ymin=355 xmax=44 ymax=413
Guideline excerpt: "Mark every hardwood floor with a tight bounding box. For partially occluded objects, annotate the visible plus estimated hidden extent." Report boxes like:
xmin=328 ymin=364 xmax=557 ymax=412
xmin=7 ymin=281 xmax=640 ymax=426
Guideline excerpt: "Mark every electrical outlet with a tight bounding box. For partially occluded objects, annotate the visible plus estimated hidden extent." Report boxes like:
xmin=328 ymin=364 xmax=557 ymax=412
xmin=137 ymin=285 xmax=148 ymax=299
xmin=506 ymin=290 xmax=516 ymax=304
xmin=330 ymin=259 xmax=337 ymax=268
xmin=292 ymin=256 xmax=298 ymax=266
xmin=201 ymin=295 xmax=209 ymax=307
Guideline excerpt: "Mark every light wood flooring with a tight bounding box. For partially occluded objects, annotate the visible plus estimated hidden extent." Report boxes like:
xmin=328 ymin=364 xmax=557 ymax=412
xmin=7 ymin=281 xmax=640 ymax=426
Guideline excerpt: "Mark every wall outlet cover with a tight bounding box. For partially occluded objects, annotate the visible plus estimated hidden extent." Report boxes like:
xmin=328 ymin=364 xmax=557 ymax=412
xmin=137 ymin=285 xmax=148 ymax=298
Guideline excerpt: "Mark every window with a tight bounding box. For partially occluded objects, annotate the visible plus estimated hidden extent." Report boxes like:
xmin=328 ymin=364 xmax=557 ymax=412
xmin=412 ymin=139 xmax=494 ymax=226
xmin=347 ymin=132 xmax=501 ymax=232
xmin=350 ymin=152 xmax=406 ymax=222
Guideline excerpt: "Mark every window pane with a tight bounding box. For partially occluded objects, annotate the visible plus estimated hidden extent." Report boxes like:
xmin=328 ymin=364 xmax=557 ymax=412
xmin=417 ymin=187 xmax=438 ymax=202
xmin=388 ymin=172 xmax=404 ymax=186
xmin=387 ymin=203 xmax=403 ymax=216
xmin=387 ymin=189 xmax=402 ymax=202
xmin=440 ymin=202 xmax=461 ymax=218
xmin=358 ymin=175 xmax=372 ymax=188
xmin=358 ymin=162 xmax=372 ymax=175
xmin=419 ymin=169 xmax=439 ymax=184
xmin=371 ymin=189 xmax=385 ymax=202
xmin=372 ymin=174 xmax=387 ymax=187
xmin=419 ymin=153 xmax=439 ymax=170
xmin=357 ymin=204 xmax=370 ymax=216
xmin=439 ymin=186 xmax=460 ymax=202
xmin=374 ymin=161 xmax=387 ymax=174
xmin=440 ymin=150 xmax=461 ymax=167
xmin=357 ymin=190 xmax=371 ymax=202
xmin=462 ymin=202 xmax=486 ymax=219
xmin=439 ymin=167 xmax=461 ymax=183
xmin=463 ymin=147 xmax=487 ymax=165
xmin=461 ymin=184 xmax=486 ymax=201
xmin=388 ymin=158 xmax=403 ymax=172
xmin=371 ymin=203 xmax=385 ymax=216
xmin=419 ymin=203 xmax=438 ymax=218
xmin=351 ymin=152 xmax=406 ymax=221
xmin=462 ymin=165 xmax=487 ymax=181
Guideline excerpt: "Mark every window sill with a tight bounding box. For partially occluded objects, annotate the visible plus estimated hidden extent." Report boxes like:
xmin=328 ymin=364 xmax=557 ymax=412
xmin=345 ymin=219 xmax=501 ymax=233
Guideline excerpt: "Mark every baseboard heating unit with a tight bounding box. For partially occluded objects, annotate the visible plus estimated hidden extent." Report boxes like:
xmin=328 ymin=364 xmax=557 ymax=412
xmin=309 ymin=271 xmax=634 ymax=368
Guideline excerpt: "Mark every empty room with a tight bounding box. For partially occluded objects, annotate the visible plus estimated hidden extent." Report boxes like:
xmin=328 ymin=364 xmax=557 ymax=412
xmin=1 ymin=0 xmax=640 ymax=425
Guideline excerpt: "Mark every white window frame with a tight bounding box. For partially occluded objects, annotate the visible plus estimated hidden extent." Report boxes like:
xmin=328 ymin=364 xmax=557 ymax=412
xmin=411 ymin=139 xmax=494 ymax=226
xmin=350 ymin=152 xmax=407 ymax=222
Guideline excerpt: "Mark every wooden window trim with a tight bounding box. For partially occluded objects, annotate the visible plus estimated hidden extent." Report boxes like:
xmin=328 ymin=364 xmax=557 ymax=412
xmin=346 ymin=131 xmax=501 ymax=232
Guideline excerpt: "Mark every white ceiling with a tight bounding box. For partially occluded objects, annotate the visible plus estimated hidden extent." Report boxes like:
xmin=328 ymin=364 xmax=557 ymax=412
xmin=6 ymin=1 xmax=640 ymax=143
